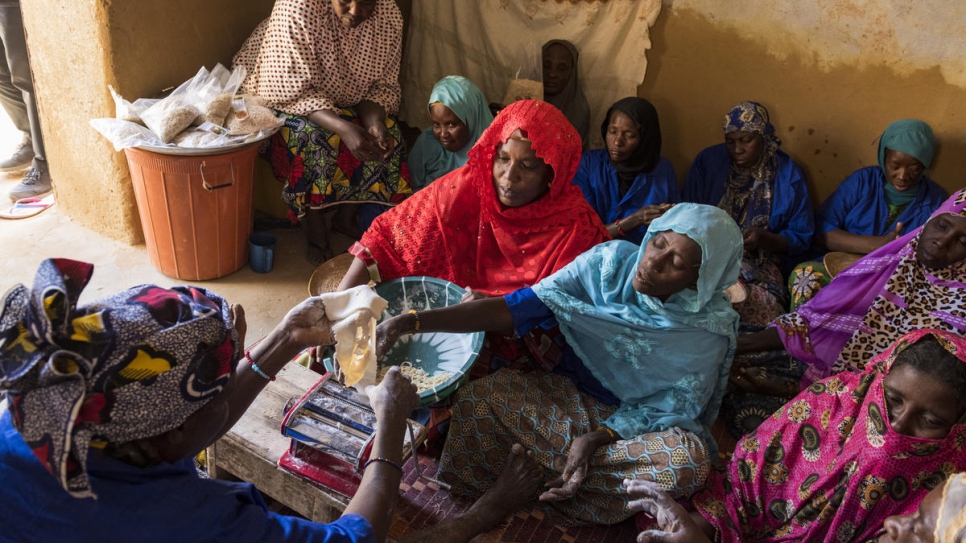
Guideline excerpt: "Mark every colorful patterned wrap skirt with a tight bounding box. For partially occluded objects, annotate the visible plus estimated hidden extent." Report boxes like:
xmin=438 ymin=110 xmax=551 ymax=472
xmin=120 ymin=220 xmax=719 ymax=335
xmin=787 ymin=260 xmax=831 ymax=312
xmin=438 ymin=369 xmax=711 ymax=525
xmin=266 ymin=107 xmax=411 ymax=221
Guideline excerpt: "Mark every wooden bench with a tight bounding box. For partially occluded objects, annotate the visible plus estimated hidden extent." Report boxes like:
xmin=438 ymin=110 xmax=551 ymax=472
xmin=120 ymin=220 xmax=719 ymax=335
xmin=207 ymin=363 xmax=350 ymax=522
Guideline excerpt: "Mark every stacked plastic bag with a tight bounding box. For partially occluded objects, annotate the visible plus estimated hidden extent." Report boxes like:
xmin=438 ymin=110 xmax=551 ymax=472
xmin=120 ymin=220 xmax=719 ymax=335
xmin=91 ymin=64 xmax=283 ymax=152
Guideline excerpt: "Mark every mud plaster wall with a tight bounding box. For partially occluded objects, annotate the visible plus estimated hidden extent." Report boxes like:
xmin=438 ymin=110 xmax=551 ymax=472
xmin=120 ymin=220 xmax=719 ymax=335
xmin=642 ymin=2 xmax=966 ymax=204
xmin=20 ymin=0 xmax=274 ymax=244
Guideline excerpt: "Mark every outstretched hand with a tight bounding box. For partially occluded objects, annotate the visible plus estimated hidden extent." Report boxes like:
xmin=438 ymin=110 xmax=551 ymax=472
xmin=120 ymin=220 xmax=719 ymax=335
xmin=279 ymin=297 xmax=335 ymax=349
xmin=366 ymin=365 xmax=419 ymax=427
xmin=461 ymin=287 xmax=490 ymax=304
xmin=630 ymin=203 xmax=674 ymax=227
xmin=375 ymin=314 xmax=408 ymax=360
xmin=625 ymin=479 xmax=712 ymax=543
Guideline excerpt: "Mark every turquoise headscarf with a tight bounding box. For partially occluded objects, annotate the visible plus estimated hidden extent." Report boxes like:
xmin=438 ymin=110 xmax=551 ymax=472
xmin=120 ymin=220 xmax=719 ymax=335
xmin=878 ymin=119 xmax=937 ymax=206
xmin=531 ymin=203 xmax=743 ymax=456
xmin=408 ymin=76 xmax=493 ymax=189
xmin=878 ymin=119 xmax=937 ymax=171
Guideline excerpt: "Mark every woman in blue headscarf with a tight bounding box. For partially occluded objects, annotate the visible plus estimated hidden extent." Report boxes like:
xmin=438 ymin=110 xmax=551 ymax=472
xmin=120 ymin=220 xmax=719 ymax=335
xmin=787 ymin=119 xmax=947 ymax=310
xmin=683 ymin=101 xmax=814 ymax=327
xmin=407 ymin=76 xmax=493 ymax=189
xmin=376 ymin=203 xmax=743 ymax=525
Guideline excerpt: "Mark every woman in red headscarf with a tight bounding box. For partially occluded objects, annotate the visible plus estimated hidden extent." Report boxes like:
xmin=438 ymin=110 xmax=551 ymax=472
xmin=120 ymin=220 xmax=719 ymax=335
xmin=339 ymin=99 xmax=608 ymax=297
xmin=339 ymin=99 xmax=608 ymax=376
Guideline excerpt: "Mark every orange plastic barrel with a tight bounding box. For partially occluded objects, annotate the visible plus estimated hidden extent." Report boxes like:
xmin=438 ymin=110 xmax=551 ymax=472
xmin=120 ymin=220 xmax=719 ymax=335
xmin=124 ymin=143 xmax=258 ymax=281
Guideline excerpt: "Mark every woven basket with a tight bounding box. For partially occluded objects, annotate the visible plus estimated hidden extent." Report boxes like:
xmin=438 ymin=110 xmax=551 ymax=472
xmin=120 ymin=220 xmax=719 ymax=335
xmin=307 ymin=253 xmax=355 ymax=296
xmin=823 ymin=251 xmax=863 ymax=279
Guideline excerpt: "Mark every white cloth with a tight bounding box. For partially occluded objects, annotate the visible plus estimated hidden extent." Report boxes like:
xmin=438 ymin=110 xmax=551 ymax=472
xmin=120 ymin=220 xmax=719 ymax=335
xmin=400 ymin=0 xmax=662 ymax=148
xmin=321 ymin=285 xmax=388 ymax=388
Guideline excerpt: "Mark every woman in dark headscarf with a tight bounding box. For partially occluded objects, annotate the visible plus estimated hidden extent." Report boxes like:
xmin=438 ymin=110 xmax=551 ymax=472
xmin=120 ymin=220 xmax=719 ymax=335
xmin=573 ymin=97 xmax=680 ymax=245
xmin=542 ymin=39 xmax=591 ymax=145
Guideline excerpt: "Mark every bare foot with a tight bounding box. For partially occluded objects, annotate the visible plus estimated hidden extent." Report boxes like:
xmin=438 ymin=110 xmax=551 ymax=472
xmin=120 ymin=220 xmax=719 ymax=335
xmin=464 ymin=443 xmax=543 ymax=529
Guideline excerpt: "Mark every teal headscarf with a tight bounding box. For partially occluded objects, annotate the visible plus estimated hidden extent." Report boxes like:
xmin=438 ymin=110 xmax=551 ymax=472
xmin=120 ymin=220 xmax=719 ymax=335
xmin=408 ymin=76 xmax=493 ymax=189
xmin=531 ymin=203 xmax=743 ymax=456
xmin=878 ymin=119 xmax=937 ymax=206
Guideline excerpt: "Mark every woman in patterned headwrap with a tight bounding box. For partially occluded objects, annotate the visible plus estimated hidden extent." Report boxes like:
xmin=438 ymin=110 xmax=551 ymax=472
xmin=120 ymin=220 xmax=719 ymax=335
xmin=787 ymin=119 xmax=947 ymax=311
xmin=631 ymin=329 xmax=966 ymax=543
xmin=684 ymin=101 xmax=814 ymax=327
xmin=233 ymin=0 xmax=410 ymax=263
xmin=0 ymin=258 xmax=421 ymax=543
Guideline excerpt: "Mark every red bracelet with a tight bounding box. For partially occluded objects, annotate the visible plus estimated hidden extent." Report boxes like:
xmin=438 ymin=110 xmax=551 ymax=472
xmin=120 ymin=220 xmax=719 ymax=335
xmin=245 ymin=350 xmax=276 ymax=382
xmin=614 ymin=219 xmax=627 ymax=237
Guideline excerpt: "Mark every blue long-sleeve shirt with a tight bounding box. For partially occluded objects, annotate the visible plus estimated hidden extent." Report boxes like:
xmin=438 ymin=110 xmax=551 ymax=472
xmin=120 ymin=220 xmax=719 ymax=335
xmin=816 ymin=165 xmax=946 ymax=237
xmin=573 ymin=150 xmax=680 ymax=245
xmin=0 ymin=410 xmax=374 ymax=543
xmin=683 ymin=143 xmax=814 ymax=256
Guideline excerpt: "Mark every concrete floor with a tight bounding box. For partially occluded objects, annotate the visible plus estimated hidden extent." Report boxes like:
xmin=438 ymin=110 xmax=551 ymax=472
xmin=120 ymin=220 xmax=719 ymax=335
xmin=0 ymin=114 xmax=350 ymax=343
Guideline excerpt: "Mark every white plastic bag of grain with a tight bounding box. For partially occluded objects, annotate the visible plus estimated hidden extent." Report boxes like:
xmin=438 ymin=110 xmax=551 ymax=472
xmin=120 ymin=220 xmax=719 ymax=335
xmin=140 ymin=99 xmax=199 ymax=143
xmin=109 ymin=85 xmax=145 ymax=124
xmin=90 ymin=118 xmax=166 ymax=151
xmin=191 ymin=63 xmax=246 ymax=127
xmin=226 ymin=94 xmax=282 ymax=136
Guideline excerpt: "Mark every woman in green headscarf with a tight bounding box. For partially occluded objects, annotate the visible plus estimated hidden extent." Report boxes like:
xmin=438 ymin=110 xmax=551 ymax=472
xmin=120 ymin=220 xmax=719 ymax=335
xmin=407 ymin=76 xmax=494 ymax=189
xmin=787 ymin=119 xmax=947 ymax=310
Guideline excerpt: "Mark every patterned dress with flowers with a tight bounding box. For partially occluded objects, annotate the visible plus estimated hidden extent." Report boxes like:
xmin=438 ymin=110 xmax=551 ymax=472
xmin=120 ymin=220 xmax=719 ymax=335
xmin=694 ymin=329 xmax=966 ymax=543
xmin=233 ymin=0 xmax=412 ymax=220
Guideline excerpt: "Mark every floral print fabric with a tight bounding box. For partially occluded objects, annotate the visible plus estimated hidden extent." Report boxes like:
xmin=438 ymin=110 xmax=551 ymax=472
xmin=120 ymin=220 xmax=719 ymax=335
xmin=694 ymin=329 xmax=966 ymax=543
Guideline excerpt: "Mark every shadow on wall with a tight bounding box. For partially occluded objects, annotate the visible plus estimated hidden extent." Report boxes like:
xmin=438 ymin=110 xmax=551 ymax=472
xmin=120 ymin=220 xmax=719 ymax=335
xmin=639 ymin=6 xmax=966 ymax=205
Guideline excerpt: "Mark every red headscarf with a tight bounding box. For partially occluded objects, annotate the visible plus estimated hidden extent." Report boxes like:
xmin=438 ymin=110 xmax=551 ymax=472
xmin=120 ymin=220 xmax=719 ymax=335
xmin=354 ymin=100 xmax=608 ymax=295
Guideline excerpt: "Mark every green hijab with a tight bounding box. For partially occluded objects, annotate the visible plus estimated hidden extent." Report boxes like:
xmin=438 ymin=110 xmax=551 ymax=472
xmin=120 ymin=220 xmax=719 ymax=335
xmin=408 ymin=76 xmax=493 ymax=189
xmin=878 ymin=119 xmax=937 ymax=206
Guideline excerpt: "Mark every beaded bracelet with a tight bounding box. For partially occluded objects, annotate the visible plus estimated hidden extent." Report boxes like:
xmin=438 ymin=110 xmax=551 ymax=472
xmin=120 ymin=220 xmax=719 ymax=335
xmin=408 ymin=309 xmax=421 ymax=334
xmin=363 ymin=456 xmax=403 ymax=473
xmin=614 ymin=219 xmax=627 ymax=237
xmin=245 ymin=351 xmax=276 ymax=382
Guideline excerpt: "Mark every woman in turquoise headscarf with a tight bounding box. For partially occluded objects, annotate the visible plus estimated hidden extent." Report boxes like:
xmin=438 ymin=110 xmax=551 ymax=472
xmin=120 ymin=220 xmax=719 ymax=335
xmin=787 ymin=119 xmax=947 ymax=310
xmin=407 ymin=76 xmax=493 ymax=189
xmin=376 ymin=203 xmax=743 ymax=525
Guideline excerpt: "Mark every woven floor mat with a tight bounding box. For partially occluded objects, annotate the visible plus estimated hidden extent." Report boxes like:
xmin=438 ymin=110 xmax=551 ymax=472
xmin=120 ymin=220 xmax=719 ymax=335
xmin=389 ymin=450 xmax=639 ymax=543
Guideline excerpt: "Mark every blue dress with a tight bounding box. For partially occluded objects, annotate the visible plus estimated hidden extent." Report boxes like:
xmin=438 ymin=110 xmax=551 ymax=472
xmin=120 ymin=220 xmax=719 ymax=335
xmin=573 ymin=150 xmax=680 ymax=245
xmin=683 ymin=143 xmax=814 ymax=257
xmin=0 ymin=411 xmax=373 ymax=543
xmin=816 ymin=166 xmax=947 ymax=237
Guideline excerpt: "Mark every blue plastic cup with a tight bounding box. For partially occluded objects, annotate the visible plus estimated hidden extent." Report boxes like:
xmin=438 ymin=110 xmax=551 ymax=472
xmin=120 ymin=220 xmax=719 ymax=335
xmin=249 ymin=232 xmax=276 ymax=273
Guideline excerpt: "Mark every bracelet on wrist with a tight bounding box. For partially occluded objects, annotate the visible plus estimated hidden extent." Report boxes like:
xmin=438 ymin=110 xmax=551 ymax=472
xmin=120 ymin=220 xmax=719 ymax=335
xmin=245 ymin=350 xmax=276 ymax=382
xmin=600 ymin=426 xmax=620 ymax=441
xmin=363 ymin=456 xmax=403 ymax=473
xmin=614 ymin=219 xmax=627 ymax=237
xmin=408 ymin=309 xmax=421 ymax=335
